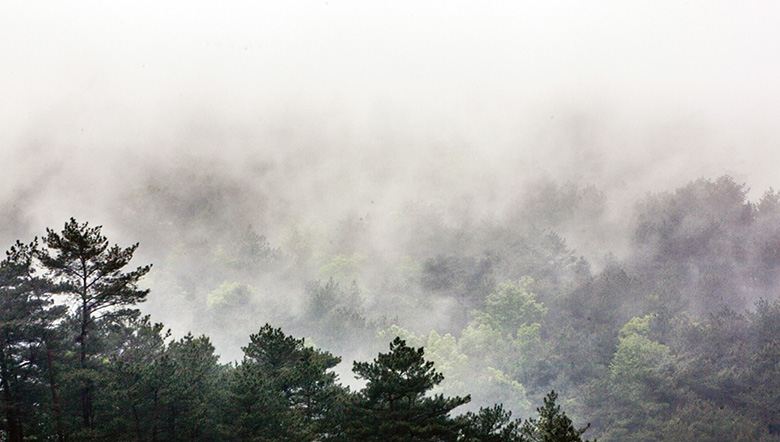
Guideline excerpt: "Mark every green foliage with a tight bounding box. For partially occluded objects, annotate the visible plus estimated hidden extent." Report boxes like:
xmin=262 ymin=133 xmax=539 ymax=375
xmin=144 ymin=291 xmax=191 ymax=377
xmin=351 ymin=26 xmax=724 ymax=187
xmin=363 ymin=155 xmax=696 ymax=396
xmin=319 ymin=253 xmax=365 ymax=285
xmin=12 ymin=180 xmax=780 ymax=442
xmin=456 ymin=323 xmax=533 ymax=412
xmin=457 ymin=279 xmax=552 ymax=407
xmin=40 ymin=218 xmax=152 ymax=321
xmin=344 ymin=337 xmax=470 ymax=442
xmin=376 ymin=277 xmax=550 ymax=415
xmin=609 ymin=315 xmax=672 ymax=381
xmin=304 ymin=279 xmax=372 ymax=353
xmin=165 ymin=334 xmax=224 ymax=440
xmin=96 ymin=316 xmax=170 ymax=440
xmin=476 ymin=278 xmax=547 ymax=338
xmin=457 ymin=404 xmax=523 ymax=442
xmin=94 ymin=318 xmax=226 ymax=441
xmin=377 ymin=325 xmax=531 ymax=415
xmin=0 ymin=240 xmax=65 ymax=442
xmin=519 ymin=391 xmax=594 ymax=442
xmin=228 ymin=324 xmax=345 ymax=441
xmin=38 ymin=218 xmax=152 ymax=432
xmin=583 ymin=315 xmax=676 ymax=441
xmin=660 ymin=399 xmax=771 ymax=442
xmin=207 ymin=281 xmax=255 ymax=310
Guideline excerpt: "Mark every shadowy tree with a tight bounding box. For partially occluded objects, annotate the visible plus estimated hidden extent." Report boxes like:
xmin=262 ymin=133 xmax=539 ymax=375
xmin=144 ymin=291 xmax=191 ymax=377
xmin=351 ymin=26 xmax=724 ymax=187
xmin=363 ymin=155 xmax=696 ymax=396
xmin=519 ymin=391 xmax=594 ymax=442
xmin=227 ymin=324 xmax=345 ymax=441
xmin=96 ymin=316 xmax=169 ymax=440
xmin=457 ymin=404 xmax=523 ymax=442
xmin=38 ymin=218 xmax=151 ymax=431
xmin=0 ymin=240 xmax=65 ymax=441
xmin=343 ymin=337 xmax=470 ymax=442
xmin=163 ymin=333 xmax=224 ymax=441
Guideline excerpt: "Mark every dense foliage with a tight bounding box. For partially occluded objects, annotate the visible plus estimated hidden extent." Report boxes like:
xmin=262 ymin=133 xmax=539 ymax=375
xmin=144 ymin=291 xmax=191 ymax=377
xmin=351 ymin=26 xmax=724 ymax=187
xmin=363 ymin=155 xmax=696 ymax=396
xmin=4 ymin=175 xmax=780 ymax=441
xmin=0 ymin=219 xmax=590 ymax=442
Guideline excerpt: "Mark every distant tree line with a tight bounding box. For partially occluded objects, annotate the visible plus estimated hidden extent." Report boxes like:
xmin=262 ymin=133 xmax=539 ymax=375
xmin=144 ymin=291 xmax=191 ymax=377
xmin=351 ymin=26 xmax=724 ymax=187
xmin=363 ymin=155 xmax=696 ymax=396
xmin=0 ymin=218 xmax=591 ymax=441
xmin=6 ymin=175 xmax=780 ymax=441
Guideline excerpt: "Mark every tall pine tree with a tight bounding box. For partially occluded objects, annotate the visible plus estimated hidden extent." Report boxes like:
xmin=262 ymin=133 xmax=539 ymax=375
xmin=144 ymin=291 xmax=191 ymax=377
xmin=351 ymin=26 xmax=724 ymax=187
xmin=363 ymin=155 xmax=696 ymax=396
xmin=39 ymin=218 xmax=151 ymax=431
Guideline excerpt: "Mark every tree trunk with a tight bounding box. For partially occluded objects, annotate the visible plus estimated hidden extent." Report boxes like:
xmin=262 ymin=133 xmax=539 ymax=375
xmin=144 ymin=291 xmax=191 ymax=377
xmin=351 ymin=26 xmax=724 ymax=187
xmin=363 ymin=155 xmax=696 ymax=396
xmin=4 ymin=407 xmax=24 ymax=442
xmin=152 ymin=388 xmax=159 ymax=442
xmin=80 ymin=294 xmax=92 ymax=429
xmin=45 ymin=347 xmax=65 ymax=442
xmin=2 ymin=380 xmax=24 ymax=442
xmin=1 ymin=340 xmax=24 ymax=442
xmin=132 ymin=404 xmax=143 ymax=442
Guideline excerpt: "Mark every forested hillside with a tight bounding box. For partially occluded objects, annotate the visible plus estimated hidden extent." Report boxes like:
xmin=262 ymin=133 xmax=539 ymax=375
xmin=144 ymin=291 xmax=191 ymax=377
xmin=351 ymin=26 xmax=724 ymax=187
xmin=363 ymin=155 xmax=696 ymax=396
xmin=5 ymin=0 xmax=780 ymax=440
xmin=3 ymin=176 xmax=780 ymax=441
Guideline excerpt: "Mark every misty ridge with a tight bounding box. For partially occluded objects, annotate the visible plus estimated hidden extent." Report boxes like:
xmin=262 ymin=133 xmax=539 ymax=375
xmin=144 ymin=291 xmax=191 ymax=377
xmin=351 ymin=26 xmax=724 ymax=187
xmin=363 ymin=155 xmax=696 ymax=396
xmin=4 ymin=114 xmax=772 ymax=347
xmin=4 ymin=106 xmax=780 ymax=440
xmin=4 ymin=1 xmax=780 ymax=440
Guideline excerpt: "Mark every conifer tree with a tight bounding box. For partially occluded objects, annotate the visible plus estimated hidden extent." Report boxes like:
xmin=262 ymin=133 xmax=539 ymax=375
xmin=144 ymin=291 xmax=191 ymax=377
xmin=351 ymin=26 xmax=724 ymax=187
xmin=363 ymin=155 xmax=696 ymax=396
xmin=343 ymin=337 xmax=470 ymax=442
xmin=519 ymin=391 xmax=594 ymax=442
xmin=39 ymin=218 xmax=151 ymax=430
xmin=0 ymin=240 xmax=66 ymax=442
xmin=457 ymin=404 xmax=523 ymax=442
xmin=228 ymin=324 xmax=344 ymax=441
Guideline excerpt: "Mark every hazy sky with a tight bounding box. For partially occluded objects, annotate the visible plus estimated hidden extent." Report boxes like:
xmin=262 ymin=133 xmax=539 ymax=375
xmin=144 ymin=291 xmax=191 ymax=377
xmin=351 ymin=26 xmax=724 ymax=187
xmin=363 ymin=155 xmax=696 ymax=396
xmin=3 ymin=0 xmax=780 ymax=374
xmin=2 ymin=1 xmax=780 ymax=231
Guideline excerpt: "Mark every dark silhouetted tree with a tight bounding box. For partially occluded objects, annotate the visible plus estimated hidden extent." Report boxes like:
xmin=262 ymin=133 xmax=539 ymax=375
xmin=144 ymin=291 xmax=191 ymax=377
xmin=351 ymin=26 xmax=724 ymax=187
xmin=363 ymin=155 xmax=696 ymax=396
xmin=39 ymin=218 xmax=151 ymax=431
xmin=0 ymin=240 xmax=65 ymax=442
xmin=519 ymin=391 xmax=594 ymax=442
xmin=457 ymin=404 xmax=523 ymax=442
xmin=343 ymin=337 xmax=470 ymax=442
xmin=228 ymin=324 xmax=345 ymax=441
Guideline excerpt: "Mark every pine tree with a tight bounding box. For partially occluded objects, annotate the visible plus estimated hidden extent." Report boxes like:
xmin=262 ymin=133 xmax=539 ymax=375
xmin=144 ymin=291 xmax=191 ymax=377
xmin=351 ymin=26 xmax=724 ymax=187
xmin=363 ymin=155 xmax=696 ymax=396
xmin=0 ymin=240 xmax=65 ymax=442
xmin=228 ymin=324 xmax=344 ymax=441
xmin=519 ymin=391 xmax=594 ymax=442
xmin=457 ymin=404 xmax=523 ymax=442
xmin=343 ymin=337 xmax=470 ymax=442
xmin=39 ymin=218 xmax=151 ymax=431
xmin=164 ymin=333 xmax=223 ymax=441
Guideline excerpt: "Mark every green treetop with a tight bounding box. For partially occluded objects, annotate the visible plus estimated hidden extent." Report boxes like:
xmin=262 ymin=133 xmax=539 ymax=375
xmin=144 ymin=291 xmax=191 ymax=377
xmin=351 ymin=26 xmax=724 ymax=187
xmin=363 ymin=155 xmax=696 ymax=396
xmin=344 ymin=337 xmax=470 ymax=442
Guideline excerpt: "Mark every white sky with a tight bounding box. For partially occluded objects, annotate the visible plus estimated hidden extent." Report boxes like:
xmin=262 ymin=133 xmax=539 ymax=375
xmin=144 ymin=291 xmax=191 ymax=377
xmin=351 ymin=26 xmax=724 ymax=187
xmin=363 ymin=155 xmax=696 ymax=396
xmin=2 ymin=1 xmax=780 ymax=200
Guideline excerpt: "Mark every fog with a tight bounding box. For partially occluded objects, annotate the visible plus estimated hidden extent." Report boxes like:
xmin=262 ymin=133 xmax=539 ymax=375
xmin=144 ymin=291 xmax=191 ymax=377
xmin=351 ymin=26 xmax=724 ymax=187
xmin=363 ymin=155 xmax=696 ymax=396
xmin=3 ymin=0 xmax=780 ymax=389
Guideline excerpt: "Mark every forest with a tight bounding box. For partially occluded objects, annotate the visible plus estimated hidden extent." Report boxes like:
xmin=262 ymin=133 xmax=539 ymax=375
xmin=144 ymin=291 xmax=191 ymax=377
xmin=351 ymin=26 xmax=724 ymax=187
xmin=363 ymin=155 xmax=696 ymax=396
xmin=5 ymin=0 xmax=780 ymax=440
xmin=3 ymin=175 xmax=780 ymax=441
